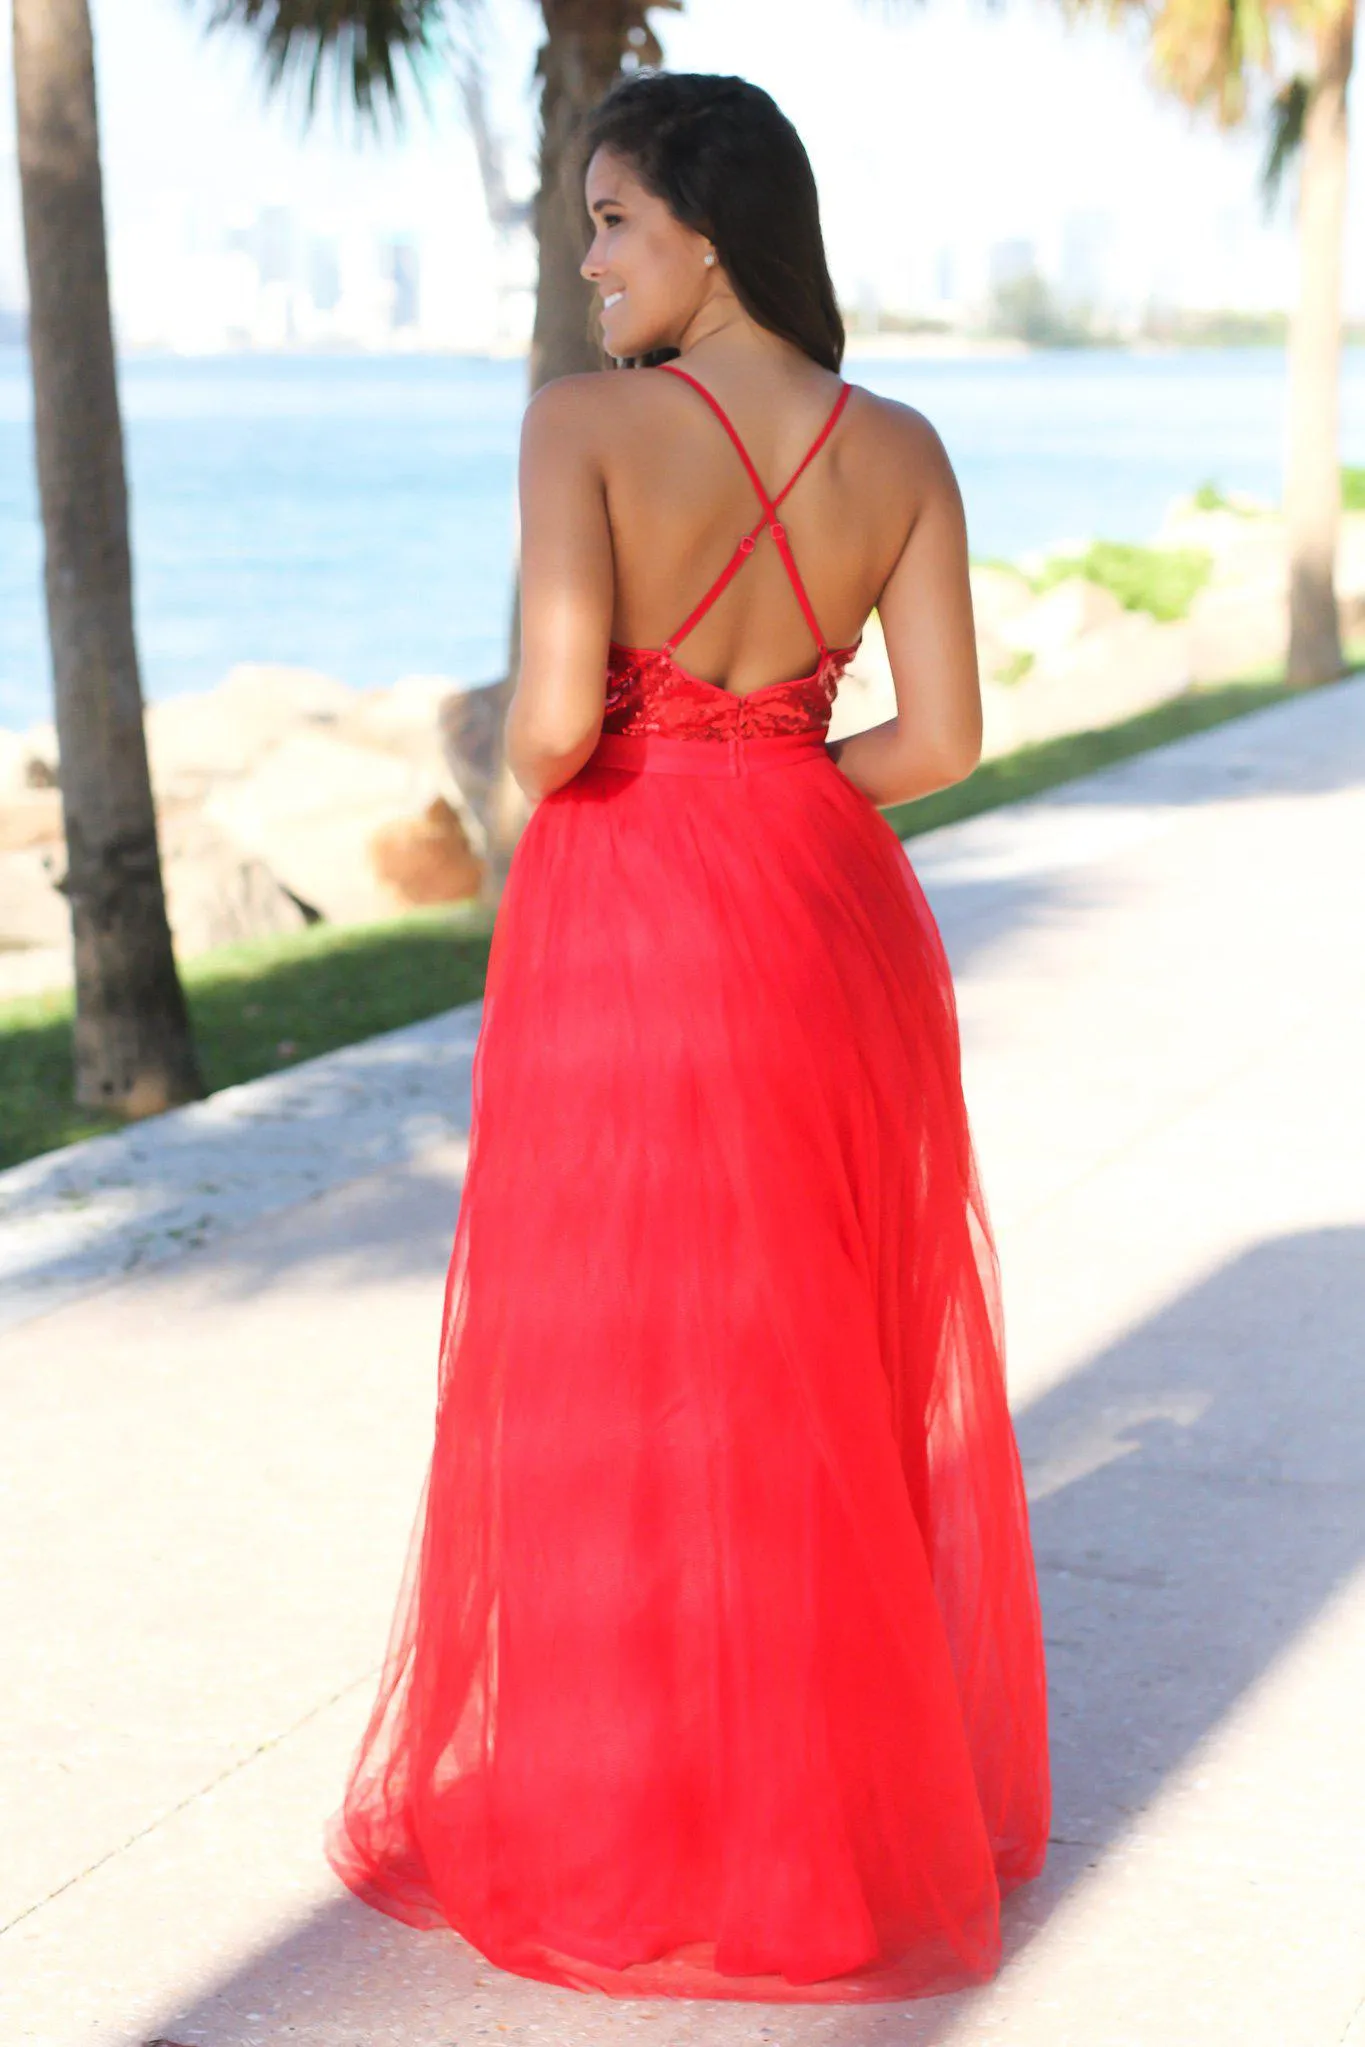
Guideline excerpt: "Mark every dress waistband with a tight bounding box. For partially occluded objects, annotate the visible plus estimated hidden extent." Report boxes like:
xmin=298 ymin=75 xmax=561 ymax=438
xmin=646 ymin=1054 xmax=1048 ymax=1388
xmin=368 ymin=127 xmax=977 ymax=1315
xmin=590 ymin=729 xmax=829 ymax=778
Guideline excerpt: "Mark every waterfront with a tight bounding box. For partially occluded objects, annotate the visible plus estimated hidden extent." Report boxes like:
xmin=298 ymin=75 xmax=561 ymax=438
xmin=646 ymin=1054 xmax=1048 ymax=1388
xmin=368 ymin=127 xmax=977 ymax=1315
xmin=5 ymin=343 xmax=1365 ymax=728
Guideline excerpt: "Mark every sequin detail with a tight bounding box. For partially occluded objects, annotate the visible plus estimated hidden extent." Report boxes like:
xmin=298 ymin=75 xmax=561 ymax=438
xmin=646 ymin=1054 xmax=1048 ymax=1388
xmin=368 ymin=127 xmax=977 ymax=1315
xmin=602 ymin=639 xmax=860 ymax=742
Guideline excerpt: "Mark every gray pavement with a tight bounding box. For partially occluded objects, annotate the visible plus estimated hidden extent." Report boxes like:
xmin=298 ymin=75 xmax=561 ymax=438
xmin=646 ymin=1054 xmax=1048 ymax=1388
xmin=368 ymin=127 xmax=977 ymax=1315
xmin=3 ymin=679 xmax=1364 ymax=2047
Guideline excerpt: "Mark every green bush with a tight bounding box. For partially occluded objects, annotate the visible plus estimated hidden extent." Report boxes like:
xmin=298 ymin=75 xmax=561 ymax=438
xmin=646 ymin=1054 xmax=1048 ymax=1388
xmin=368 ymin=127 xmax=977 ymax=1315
xmin=995 ymin=648 xmax=1035 ymax=687
xmin=1029 ymin=540 xmax=1213 ymax=622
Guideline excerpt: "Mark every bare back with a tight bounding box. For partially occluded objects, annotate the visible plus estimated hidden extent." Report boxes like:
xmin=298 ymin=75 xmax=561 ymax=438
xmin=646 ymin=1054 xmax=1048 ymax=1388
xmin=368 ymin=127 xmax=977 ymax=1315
xmin=592 ymin=365 xmax=939 ymax=698
xmin=511 ymin=351 xmax=981 ymax=806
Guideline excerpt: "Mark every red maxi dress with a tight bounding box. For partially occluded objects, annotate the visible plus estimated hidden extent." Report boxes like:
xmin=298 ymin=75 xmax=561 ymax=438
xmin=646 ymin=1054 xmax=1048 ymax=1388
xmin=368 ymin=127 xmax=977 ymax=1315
xmin=326 ymin=365 xmax=1051 ymax=2003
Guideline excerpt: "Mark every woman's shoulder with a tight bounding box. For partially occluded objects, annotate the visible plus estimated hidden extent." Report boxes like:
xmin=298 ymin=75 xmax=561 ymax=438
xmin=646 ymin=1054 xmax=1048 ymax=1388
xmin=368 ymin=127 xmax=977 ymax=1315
xmin=844 ymin=382 xmax=952 ymax=461
xmin=842 ymin=383 xmax=963 ymax=515
xmin=522 ymin=368 xmax=671 ymax=427
xmin=520 ymin=370 xmax=684 ymax=472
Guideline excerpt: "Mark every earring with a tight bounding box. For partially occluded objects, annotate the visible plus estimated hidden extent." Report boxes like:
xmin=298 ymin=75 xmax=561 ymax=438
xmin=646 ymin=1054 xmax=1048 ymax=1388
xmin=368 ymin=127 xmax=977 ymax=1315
xmin=703 ymin=251 xmax=716 ymax=268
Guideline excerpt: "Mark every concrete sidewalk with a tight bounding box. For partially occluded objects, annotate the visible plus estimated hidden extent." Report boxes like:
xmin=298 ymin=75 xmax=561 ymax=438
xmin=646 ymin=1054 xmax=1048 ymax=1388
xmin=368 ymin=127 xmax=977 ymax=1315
xmin=3 ymin=681 xmax=1363 ymax=2047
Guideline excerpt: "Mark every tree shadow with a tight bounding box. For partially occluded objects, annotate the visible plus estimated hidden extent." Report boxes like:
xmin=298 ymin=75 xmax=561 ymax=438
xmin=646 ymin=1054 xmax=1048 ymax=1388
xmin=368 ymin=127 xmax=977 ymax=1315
xmin=135 ymin=1225 xmax=1365 ymax=2045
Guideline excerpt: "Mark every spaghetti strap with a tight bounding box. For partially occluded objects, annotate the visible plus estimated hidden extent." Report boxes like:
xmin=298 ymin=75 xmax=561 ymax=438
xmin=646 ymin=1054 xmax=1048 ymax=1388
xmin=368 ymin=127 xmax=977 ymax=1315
xmin=656 ymin=365 xmax=851 ymax=660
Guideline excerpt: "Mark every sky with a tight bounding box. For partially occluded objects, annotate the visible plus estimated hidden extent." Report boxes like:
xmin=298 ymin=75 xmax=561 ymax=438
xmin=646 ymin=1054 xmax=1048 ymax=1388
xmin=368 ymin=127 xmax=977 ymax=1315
xmin=1 ymin=0 xmax=1361 ymax=318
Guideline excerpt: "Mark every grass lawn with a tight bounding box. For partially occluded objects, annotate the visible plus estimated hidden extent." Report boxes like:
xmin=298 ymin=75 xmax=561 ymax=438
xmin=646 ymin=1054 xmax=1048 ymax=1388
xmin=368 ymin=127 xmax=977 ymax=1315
xmin=1 ymin=661 xmax=1353 ymax=1172
xmin=0 ymin=901 xmax=495 ymax=1172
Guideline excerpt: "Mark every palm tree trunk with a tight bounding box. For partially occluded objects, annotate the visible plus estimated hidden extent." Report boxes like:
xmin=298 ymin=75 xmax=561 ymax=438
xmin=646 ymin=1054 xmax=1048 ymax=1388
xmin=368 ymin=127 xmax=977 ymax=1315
xmin=12 ymin=0 xmax=202 ymax=1114
xmin=479 ymin=2 xmax=669 ymax=906
xmin=1284 ymin=0 xmax=1356 ymax=686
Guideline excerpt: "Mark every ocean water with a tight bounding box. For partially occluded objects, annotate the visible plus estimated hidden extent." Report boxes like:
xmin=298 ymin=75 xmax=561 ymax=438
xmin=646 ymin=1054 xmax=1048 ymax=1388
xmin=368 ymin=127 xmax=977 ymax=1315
xmin=4 ymin=343 xmax=1365 ymax=731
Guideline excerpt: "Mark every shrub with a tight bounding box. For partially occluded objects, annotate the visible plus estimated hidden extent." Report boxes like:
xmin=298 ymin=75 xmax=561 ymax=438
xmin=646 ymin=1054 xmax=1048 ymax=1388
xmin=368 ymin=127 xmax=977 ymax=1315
xmin=1029 ymin=541 xmax=1213 ymax=623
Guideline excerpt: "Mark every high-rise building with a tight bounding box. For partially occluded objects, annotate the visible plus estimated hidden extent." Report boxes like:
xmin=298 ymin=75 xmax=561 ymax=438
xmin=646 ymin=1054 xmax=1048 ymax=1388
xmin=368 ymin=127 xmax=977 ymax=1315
xmin=1058 ymin=209 xmax=1113 ymax=310
xmin=385 ymin=237 xmax=420 ymax=330
xmin=988 ymin=238 xmax=1037 ymax=293
xmin=254 ymin=205 xmax=295 ymax=288
xmin=307 ymin=235 xmax=341 ymax=316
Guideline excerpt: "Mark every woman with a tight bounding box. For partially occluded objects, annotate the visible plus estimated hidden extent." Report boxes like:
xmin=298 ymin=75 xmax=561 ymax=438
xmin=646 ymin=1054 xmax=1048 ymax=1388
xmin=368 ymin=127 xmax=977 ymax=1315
xmin=326 ymin=70 xmax=1050 ymax=2004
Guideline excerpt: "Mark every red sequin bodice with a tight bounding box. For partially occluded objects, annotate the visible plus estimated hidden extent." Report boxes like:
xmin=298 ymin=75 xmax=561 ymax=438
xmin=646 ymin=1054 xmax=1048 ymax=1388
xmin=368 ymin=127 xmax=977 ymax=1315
xmin=595 ymin=365 xmax=861 ymax=746
xmin=602 ymin=640 xmax=860 ymax=742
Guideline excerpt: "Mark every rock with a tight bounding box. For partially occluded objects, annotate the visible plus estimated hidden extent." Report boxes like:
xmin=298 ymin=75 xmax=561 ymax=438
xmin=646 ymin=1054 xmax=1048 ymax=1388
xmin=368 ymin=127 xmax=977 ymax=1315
xmin=1154 ymin=501 xmax=1287 ymax=593
xmin=982 ymin=613 xmax=1192 ymax=758
xmin=368 ymin=797 xmax=483 ymax=906
xmin=0 ymin=724 xmax=58 ymax=796
xmin=829 ymin=611 xmax=1040 ymax=732
xmin=998 ymin=578 xmax=1127 ymax=660
xmin=205 ymin=728 xmax=468 ymax=926
xmin=1340 ymin=590 xmax=1365 ymax=643
xmin=0 ymin=845 xmax=69 ymax=950
xmin=0 ymin=807 xmax=307 ymax=965
xmin=158 ymin=808 xmax=310 ymax=956
xmin=969 ymin=564 xmax=1035 ymax=634
xmin=437 ymin=680 xmax=507 ymax=842
xmin=0 ymin=788 xmax=63 ymax=853
xmin=337 ymin=674 xmax=489 ymax=859
xmin=828 ymin=616 xmax=896 ymax=743
xmin=145 ymin=663 xmax=358 ymax=800
xmin=976 ymin=625 xmax=1027 ymax=686
xmin=1334 ymin=514 xmax=1365 ymax=601
xmin=0 ymin=730 xmax=29 ymax=798
xmin=339 ymin=673 xmax=463 ymax=758
xmin=220 ymin=661 xmax=357 ymax=723
xmin=828 ymin=600 xmax=1190 ymax=756
xmin=1186 ymin=583 xmax=1288 ymax=685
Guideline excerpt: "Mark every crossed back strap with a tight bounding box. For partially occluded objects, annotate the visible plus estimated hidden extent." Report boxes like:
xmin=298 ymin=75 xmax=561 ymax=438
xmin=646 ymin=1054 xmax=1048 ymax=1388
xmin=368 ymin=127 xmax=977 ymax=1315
xmin=657 ymin=365 xmax=852 ymax=658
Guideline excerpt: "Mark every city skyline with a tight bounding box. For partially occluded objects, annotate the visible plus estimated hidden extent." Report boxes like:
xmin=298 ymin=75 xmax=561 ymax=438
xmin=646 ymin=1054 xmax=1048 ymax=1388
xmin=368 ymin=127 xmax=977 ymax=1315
xmin=0 ymin=0 xmax=1357 ymax=349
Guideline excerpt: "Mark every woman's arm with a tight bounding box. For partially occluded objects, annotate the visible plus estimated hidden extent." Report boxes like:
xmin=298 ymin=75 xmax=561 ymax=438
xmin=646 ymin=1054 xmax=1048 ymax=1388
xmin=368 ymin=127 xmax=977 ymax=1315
xmin=829 ymin=411 xmax=982 ymax=810
xmin=505 ymin=378 xmax=615 ymax=802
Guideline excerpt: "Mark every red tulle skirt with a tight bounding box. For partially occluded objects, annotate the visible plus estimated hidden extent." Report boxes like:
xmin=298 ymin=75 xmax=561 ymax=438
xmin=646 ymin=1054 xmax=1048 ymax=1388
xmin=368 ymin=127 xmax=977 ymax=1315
xmin=326 ymin=728 xmax=1050 ymax=2001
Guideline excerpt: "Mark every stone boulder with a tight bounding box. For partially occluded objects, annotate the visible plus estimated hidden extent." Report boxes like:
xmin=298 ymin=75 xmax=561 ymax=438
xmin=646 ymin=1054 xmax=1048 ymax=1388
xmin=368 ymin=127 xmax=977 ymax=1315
xmin=336 ymin=673 xmax=463 ymax=761
xmin=145 ymin=663 xmax=358 ymax=801
xmin=0 ymin=788 xmax=63 ymax=853
xmin=337 ymin=673 xmax=489 ymax=859
xmin=1154 ymin=499 xmax=1281 ymax=580
xmin=828 ymin=616 xmax=896 ymax=743
xmin=436 ymin=679 xmax=507 ymax=845
xmin=369 ymin=797 xmax=484 ymax=906
xmin=205 ymin=728 xmax=482 ymax=926
xmin=1335 ymin=513 xmax=1365 ymax=601
xmin=0 ymin=804 xmax=309 ymax=989
xmin=997 ymin=578 xmax=1127 ymax=661
xmin=983 ymin=612 xmax=1191 ymax=758
xmin=1185 ymin=583 xmax=1288 ymax=685
xmin=158 ymin=807 xmax=310 ymax=956
xmin=826 ymin=595 xmax=1194 ymax=756
xmin=0 ymin=722 xmax=59 ymax=795
xmin=0 ymin=729 xmax=33 ymax=799
xmin=969 ymin=563 xmax=1035 ymax=635
xmin=0 ymin=844 xmax=69 ymax=951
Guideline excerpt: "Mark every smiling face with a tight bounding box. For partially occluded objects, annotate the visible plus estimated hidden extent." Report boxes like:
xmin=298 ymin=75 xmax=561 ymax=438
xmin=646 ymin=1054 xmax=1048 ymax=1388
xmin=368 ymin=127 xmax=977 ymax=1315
xmin=581 ymin=146 xmax=722 ymax=358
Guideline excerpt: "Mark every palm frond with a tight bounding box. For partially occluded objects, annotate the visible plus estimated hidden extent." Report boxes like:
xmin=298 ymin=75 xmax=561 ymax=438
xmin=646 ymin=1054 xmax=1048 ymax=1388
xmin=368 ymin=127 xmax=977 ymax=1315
xmin=196 ymin=0 xmax=461 ymax=136
xmin=1261 ymin=71 xmax=1310 ymax=208
xmin=1147 ymin=0 xmax=1276 ymax=123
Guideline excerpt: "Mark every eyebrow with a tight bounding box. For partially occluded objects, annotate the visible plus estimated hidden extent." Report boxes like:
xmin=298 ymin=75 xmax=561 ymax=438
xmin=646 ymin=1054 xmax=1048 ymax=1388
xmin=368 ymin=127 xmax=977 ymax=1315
xmin=589 ymin=195 xmax=623 ymax=213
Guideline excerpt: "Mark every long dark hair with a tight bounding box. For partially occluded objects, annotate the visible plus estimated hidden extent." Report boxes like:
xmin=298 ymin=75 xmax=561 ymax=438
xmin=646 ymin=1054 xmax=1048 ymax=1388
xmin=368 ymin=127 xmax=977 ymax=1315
xmin=580 ymin=72 xmax=844 ymax=374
